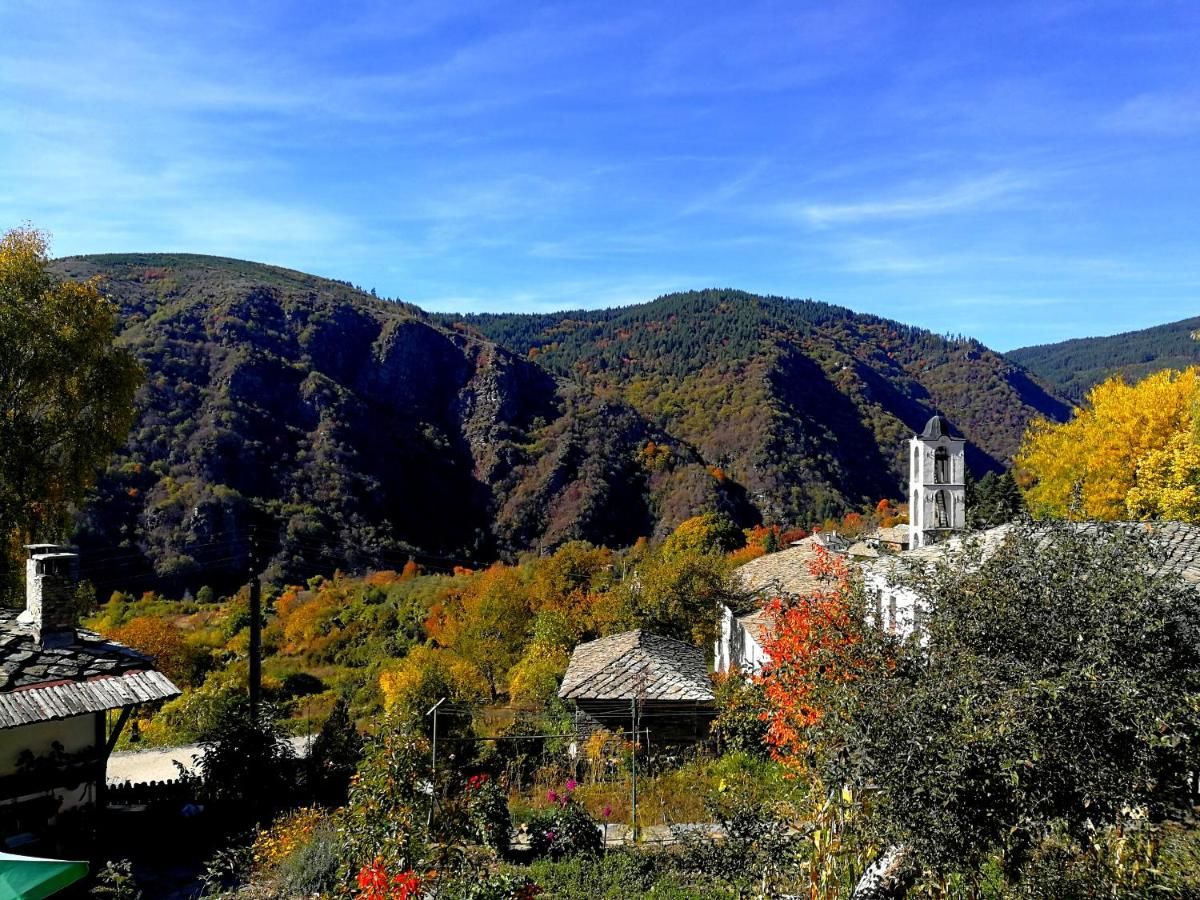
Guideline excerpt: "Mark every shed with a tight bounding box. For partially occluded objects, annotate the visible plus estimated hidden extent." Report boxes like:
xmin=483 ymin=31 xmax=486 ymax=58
xmin=559 ymin=631 xmax=714 ymax=745
xmin=0 ymin=546 xmax=180 ymax=856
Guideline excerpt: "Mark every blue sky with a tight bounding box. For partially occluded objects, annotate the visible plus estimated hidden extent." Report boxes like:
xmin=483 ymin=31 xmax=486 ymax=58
xmin=2 ymin=1 xmax=1197 ymax=351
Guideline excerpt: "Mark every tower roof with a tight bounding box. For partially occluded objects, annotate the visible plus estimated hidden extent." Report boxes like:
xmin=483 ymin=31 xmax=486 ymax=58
xmin=919 ymin=414 xmax=960 ymax=440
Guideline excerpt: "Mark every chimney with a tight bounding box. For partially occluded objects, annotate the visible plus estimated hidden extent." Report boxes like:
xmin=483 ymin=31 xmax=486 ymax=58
xmin=19 ymin=544 xmax=81 ymax=647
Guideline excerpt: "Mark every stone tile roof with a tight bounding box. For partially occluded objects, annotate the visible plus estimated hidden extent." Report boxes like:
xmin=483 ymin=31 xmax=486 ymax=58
xmin=794 ymin=532 xmax=849 ymax=552
xmin=559 ymin=631 xmax=713 ymax=703
xmin=0 ymin=609 xmax=180 ymax=730
xmin=867 ymin=525 xmax=910 ymax=546
xmin=736 ymin=609 xmax=773 ymax=647
xmin=735 ymin=543 xmax=829 ymax=598
xmin=865 ymin=521 xmax=1200 ymax=586
xmin=847 ymin=541 xmax=880 ymax=559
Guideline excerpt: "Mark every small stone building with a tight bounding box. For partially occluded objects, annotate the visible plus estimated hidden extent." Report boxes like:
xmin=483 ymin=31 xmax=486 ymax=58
xmin=559 ymin=631 xmax=715 ymax=745
xmin=0 ymin=545 xmax=180 ymax=855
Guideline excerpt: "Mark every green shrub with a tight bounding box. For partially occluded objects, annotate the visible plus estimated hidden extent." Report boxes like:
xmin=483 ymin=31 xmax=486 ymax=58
xmin=465 ymin=774 xmax=512 ymax=853
xmin=527 ymin=785 xmax=601 ymax=859
xmin=270 ymin=820 xmax=340 ymax=897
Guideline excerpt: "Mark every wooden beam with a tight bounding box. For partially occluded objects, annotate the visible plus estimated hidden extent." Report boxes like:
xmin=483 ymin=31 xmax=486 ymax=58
xmin=104 ymin=706 xmax=133 ymax=758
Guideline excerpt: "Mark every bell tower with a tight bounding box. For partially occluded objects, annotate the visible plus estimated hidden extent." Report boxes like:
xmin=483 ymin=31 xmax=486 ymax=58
xmin=909 ymin=414 xmax=966 ymax=549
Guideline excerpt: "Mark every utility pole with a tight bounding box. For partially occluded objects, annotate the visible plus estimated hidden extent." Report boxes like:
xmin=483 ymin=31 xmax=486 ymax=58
xmin=630 ymin=697 xmax=638 ymax=843
xmin=426 ymin=697 xmax=446 ymax=827
xmin=248 ymin=572 xmax=262 ymax=719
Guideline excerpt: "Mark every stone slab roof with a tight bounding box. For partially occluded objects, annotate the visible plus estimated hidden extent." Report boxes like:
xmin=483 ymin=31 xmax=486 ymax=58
xmin=0 ymin=609 xmax=180 ymax=730
xmin=865 ymin=521 xmax=1200 ymax=586
xmin=559 ymin=631 xmax=713 ymax=703
xmin=735 ymin=543 xmax=829 ymax=598
xmin=736 ymin=609 xmax=773 ymax=647
xmin=867 ymin=525 xmax=910 ymax=545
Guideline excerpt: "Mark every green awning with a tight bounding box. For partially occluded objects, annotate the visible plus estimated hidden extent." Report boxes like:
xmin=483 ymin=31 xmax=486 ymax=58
xmin=0 ymin=852 xmax=88 ymax=899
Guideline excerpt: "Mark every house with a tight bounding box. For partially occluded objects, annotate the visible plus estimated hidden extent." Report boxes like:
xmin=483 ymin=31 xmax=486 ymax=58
xmin=714 ymin=541 xmax=828 ymax=673
xmin=793 ymin=531 xmax=849 ymax=552
xmin=717 ymin=414 xmax=967 ymax=671
xmin=0 ymin=546 xmax=180 ymax=855
xmin=559 ymin=631 xmax=714 ymax=745
xmin=865 ymin=524 xmax=910 ymax=552
xmin=864 ymin=520 xmax=1200 ymax=640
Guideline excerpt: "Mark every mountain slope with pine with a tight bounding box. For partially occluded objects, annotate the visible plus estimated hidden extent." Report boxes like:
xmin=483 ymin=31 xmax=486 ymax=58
xmin=1008 ymin=316 xmax=1200 ymax=400
xmin=443 ymin=291 xmax=1070 ymax=522
xmin=53 ymin=255 xmax=741 ymax=595
xmin=52 ymin=256 xmax=1068 ymax=594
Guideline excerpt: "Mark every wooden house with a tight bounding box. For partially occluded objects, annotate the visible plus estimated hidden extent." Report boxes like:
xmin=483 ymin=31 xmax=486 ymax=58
xmin=559 ymin=631 xmax=714 ymax=745
xmin=0 ymin=546 xmax=180 ymax=855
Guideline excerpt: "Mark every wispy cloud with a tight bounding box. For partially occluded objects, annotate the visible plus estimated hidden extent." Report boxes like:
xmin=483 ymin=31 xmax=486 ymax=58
xmin=792 ymin=172 xmax=1034 ymax=228
xmin=1104 ymin=92 xmax=1200 ymax=136
xmin=679 ymin=162 xmax=769 ymax=217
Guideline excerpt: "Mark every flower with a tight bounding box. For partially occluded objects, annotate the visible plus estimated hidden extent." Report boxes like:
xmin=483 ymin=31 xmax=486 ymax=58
xmin=547 ymin=790 xmax=558 ymax=803
xmin=565 ymin=778 xmax=577 ymax=792
xmin=601 ymin=805 xmax=612 ymax=819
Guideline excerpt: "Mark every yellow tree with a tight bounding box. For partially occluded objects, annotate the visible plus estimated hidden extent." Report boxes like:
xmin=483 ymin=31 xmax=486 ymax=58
xmin=424 ymin=564 xmax=532 ymax=700
xmin=1017 ymin=368 xmax=1200 ymax=520
xmin=0 ymin=227 xmax=141 ymax=572
xmin=1127 ymin=430 xmax=1200 ymax=521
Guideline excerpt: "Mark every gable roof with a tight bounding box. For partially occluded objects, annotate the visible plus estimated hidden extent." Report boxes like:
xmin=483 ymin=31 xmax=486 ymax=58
xmin=735 ymin=543 xmax=829 ymax=598
xmin=559 ymin=631 xmax=713 ymax=702
xmin=864 ymin=521 xmax=1200 ymax=586
xmin=0 ymin=610 xmax=180 ymax=730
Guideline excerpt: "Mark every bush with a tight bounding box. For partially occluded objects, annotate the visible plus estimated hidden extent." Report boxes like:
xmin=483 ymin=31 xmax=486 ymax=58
xmin=269 ymin=818 xmax=341 ymax=897
xmin=521 ymin=850 xmax=741 ymax=899
xmin=443 ymin=870 xmax=541 ymax=899
xmin=90 ymin=860 xmax=141 ymax=899
xmin=336 ymin=724 xmax=433 ymax=877
xmin=465 ymin=774 xmax=511 ymax=853
xmin=527 ymin=782 xmax=601 ymax=858
xmin=190 ymin=698 xmax=297 ymax=827
xmin=309 ymin=696 xmax=363 ymax=806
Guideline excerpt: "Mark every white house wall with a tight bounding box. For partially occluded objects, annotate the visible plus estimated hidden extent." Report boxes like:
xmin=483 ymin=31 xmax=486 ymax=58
xmin=0 ymin=714 xmax=97 ymax=814
xmin=714 ymin=604 xmax=768 ymax=674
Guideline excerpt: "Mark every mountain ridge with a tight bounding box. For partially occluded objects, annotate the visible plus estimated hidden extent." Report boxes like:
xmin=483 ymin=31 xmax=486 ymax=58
xmin=1009 ymin=316 xmax=1200 ymax=400
xmin=49 ymin=254 xmax=1069 ymax=594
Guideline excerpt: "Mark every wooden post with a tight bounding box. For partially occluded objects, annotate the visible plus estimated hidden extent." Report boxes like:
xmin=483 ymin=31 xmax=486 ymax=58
xmin=630 ymin=698 xmax=638 ymax=843
xmin=248 ymin=573 xmax=262 ymax=719
xmin=426 ymin=697 xmax=446 ymax=827
xmin=94 ymin=712 xmax=107 ymax=814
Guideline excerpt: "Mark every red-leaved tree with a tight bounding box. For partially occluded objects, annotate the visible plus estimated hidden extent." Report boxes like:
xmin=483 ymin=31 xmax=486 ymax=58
xmin=758 ymin=547 xmax=881 ymax=767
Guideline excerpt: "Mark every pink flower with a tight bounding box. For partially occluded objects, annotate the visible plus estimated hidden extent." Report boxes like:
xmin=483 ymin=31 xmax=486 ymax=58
xmin=601 ymin=805 xmax=612 ymax=819
xmin=547 ymin=790 xmax=558 ymax=804
xmin=565 ymin=778 xmax=577 ymax=792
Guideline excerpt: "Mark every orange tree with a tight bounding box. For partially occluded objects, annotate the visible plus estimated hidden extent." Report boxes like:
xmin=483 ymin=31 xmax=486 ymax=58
xmin=758 ymin=547 xmax=885 ymax=768
xmin=108 ymin=615 xmax=207 ymax=688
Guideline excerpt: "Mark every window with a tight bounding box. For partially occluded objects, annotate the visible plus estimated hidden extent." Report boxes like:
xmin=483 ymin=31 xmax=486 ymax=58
xmin=934 ymin=447 xmax=949 ymax=484
xmin=934 ymin=490 xmax=950 ymax=528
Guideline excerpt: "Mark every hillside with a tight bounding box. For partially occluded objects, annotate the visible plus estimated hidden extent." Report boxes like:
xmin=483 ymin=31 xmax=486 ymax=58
xmin=51 ymin=258 xmax=1069 ymax=595
xmin=53 ymin=255 xmax=743 ymax=595
xmin=440 ymin=290 xmax=1070 ymax=523
xmin=1009 ymin=316 xmax=1200 ymax=400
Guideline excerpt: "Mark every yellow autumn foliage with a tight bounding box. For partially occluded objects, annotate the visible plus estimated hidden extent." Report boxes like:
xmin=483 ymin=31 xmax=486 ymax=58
xmin=1017 ymin=368 xmax=1200 ymax=522
xmin=379 ymin=645 xmax=488 ymax=716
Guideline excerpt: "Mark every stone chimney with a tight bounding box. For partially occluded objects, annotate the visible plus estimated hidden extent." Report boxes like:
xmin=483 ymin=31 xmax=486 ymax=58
xmin=19 ymin=544 xmax=80 ymax=648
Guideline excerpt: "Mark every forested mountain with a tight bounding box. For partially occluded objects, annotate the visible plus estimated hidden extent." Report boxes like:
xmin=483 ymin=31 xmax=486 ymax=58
xmin=442 ymin=291 xmax=1069 ymax=521
xmin=1009 ymin=316 xmax=1200 ymax=400
xmin=51 ymin=257 xmax=1068 ymax=595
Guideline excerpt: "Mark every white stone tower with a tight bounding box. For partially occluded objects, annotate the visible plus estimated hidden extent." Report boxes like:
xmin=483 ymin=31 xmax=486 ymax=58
xmin=908 ymin=414 xmax=966 ymax=549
